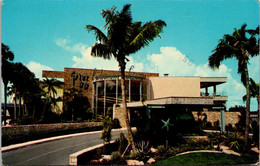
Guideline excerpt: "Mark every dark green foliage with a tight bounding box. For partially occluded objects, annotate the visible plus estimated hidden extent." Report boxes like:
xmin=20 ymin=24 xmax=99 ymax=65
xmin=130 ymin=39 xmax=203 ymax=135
xmin=128 ymin=140 xmax=152 ymax=162
xmin=251 ymin=120 xmax=259 ymax=146
xmin=225 ymin=123 xmax=236 ymax=132
xmin=230 ymin=105 xmax=250 ymax=132
xmin=154 ymin=145 xmax=176 ymax=161
xmin=153 ymin=138 xmax=213 ymax=162
xmin=118 ymin=132 xmax=128 ymax=155
xmin=63 ymin=87 xmax=91 ymax=121
xmin=110 ymin=151 xmax=127 ymax=165
xmin=100 ymin=115 xmax=113 ymax=143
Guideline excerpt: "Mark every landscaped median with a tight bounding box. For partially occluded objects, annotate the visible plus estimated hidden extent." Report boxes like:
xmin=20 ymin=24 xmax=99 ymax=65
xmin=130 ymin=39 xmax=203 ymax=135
xmin=2 ymin=122 xmax=103 ymax=147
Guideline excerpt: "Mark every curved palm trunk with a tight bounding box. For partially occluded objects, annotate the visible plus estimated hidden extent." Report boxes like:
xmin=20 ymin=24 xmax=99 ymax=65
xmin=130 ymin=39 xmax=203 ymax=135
xmin=244 ymin=65 xmax=251 ymax=151
xmin=120 ymin=62 xmax=136 ymax=152
xmin=257 ymin=96 xmax=259 ymax=123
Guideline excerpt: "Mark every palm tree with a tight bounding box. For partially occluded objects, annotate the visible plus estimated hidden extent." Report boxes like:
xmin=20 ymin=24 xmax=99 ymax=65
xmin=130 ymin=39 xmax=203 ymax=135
xmin=208 ymin=24 xmax=259 ymax=150
xmin=7 ymin=85 xmax=18 ymax=120
xmin=1 ymin=43 xmax=14 ymax=125
xmin=86 ymin=4 xmax=166 ymax=151
xmin=41 ymin=77 xmax=64 ymax=117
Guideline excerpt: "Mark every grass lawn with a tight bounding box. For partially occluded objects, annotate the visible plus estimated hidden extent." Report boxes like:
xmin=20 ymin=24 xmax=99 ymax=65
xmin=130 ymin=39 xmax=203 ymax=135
xmin=154 ymin=152 xmax=259 ymax=165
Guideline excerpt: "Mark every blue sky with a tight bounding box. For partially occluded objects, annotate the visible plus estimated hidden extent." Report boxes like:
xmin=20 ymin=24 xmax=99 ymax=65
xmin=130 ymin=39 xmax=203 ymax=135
xmin=2 ymin=0 xmax=259 ymax=110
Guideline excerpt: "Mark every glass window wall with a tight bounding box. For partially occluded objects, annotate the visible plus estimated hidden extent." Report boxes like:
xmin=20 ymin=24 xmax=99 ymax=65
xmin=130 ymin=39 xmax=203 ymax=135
xmin=92 ymin=77 xmax=147 ymax=116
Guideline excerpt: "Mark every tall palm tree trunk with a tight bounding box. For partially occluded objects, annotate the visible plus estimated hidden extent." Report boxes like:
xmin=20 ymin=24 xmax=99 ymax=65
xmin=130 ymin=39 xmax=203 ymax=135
xmin=14 ymin=92 xmax=17 ymax=120
xmin=3 ymin=83 xmax=7 ymax=125
xmin=120 ymin=62 xmax=136 ymax=152
xmin=257 ymin=96 xmax=259 ymax=123
xmin=244 ymin=65 xmax=251 ymax=150
xmin=18 ymin=96 xmax=21 ymax=118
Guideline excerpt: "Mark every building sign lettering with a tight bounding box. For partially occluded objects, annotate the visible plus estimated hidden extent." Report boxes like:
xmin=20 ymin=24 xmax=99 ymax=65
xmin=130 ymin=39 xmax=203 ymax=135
xmin=71 ymin=71 xmax=89 ymax=89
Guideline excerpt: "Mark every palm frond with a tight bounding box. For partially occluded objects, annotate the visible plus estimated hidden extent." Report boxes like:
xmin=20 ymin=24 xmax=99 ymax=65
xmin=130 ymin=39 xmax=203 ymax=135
xmin=91 ymin=43 xmax=112 ymax=59
xmin=85 ymin=25 xmax=107 ymax=43
xmin=208 ymin=39 xmax=237 ymax=69
xmin=129 ymin=20 xmax=166 ymax=51
xmin=119 ymin=4 xmax=132 ymax=24
xmin=102 ymin=6 xmax=116 ymax=28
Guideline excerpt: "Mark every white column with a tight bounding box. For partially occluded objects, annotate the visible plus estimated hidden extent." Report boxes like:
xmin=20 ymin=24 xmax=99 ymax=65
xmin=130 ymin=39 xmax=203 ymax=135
xmin=129 ymin=79 xmax=131 ymax=102
xmin=95 ymin=82 xmax=98 ymax=116
xmin=116 ymin=78 xmax=118 ymax=104
xmin=92 ymin=83 xmax=95 ymax=111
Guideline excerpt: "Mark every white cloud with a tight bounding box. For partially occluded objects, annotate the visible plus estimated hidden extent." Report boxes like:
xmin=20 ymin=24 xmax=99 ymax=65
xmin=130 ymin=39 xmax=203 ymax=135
xmin=148 ymin=47 xmax=195 ymax=76
xmin=146 ymin=46 xmax=249 ymax=109
xmin=26 ymin=61 xmax=53 ymax=79
xmin=56 ymin=38 xmax=144 ymax=71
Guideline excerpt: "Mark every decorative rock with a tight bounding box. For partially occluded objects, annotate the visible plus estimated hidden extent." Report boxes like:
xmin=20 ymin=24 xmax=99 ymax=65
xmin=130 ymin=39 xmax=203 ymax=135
xmin=147 ymin=158 xmax=156 ymax=164
xmin=89 ymin=160 xmax=100 ymax=165
xmin=101 ymin=155 xmax=111 ymax=161
xmin=150 ymin=147 xmax=158 ymax=153
xmin=126 ymin=159 xmax=144 ymax=165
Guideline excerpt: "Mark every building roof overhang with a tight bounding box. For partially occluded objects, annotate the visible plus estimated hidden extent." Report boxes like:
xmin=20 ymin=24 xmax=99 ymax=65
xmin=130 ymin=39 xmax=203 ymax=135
xmin=125 ymin=96 xmax=214 ymax=108
xmin=200 ymin=77 xmax=227 ymax=88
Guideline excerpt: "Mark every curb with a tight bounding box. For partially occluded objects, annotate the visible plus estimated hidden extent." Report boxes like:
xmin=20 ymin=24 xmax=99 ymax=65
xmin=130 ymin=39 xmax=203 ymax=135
xmin=175 ymin=150 xmax=223 ymax=157
xmin=69 ymin=141 xmax=115 ymax=165
xmin=2 ymin=128 xmax=127 ymax=152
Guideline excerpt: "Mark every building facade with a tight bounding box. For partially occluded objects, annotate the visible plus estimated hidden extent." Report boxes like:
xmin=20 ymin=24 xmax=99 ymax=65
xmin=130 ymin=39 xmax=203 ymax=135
xmin=43 ymin=67 xmax=241 ymax=132
xmin=42 ymin=67 xmax=158 ymax=115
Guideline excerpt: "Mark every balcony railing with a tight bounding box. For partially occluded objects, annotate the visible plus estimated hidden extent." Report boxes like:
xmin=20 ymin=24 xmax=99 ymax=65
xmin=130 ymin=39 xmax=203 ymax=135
xmin=201 ymin=92 xmax=226 ymax=97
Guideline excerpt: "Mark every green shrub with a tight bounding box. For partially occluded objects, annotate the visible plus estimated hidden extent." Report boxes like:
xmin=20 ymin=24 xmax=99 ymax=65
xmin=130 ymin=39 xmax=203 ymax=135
xmin=118 ymin=132 xmax=128 ymax=155
xmin=110 ymin=151 xmax=126 ymax=164
xmin=100 ymin=115 xmax=113 ymax=143
xmin=222 ymin=132 xmax=246 ymax=153
xmin=154 ymin=145 xmax=175 ymax=161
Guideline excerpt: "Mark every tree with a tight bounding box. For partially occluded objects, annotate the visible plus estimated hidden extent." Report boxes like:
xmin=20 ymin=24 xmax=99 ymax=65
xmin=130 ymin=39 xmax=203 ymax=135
xmin=63 ymin=87 xmax=89 ymax=121
xmin=1 ymin=43 xmax=14 ymax=125
xmin=11 ymin=62 xmax=43 ymax=119
xmin=229 ymin=105 xmax=247 ymax=132
xmin=41 ymin=77 xmax=64 ymax=117
xmin=208 ymin=24 xmax=259 ymax=150
xmin=86 ymin=4 xmax=166 ymax=152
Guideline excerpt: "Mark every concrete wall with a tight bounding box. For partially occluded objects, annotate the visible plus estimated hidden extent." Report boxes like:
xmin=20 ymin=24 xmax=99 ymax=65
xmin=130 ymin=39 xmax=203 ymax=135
xmin=148 ymin=77 xmax=201 ymax=99
xmin=2 ymin=122 xmax=102 ymax=139
xmin=192 ymin=110 xmax=240 ymax=127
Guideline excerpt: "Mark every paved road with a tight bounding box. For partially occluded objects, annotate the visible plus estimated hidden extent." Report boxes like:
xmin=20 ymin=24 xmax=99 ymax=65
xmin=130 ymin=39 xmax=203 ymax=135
xmin=2 ymin=129 xmax=127 ymax=165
